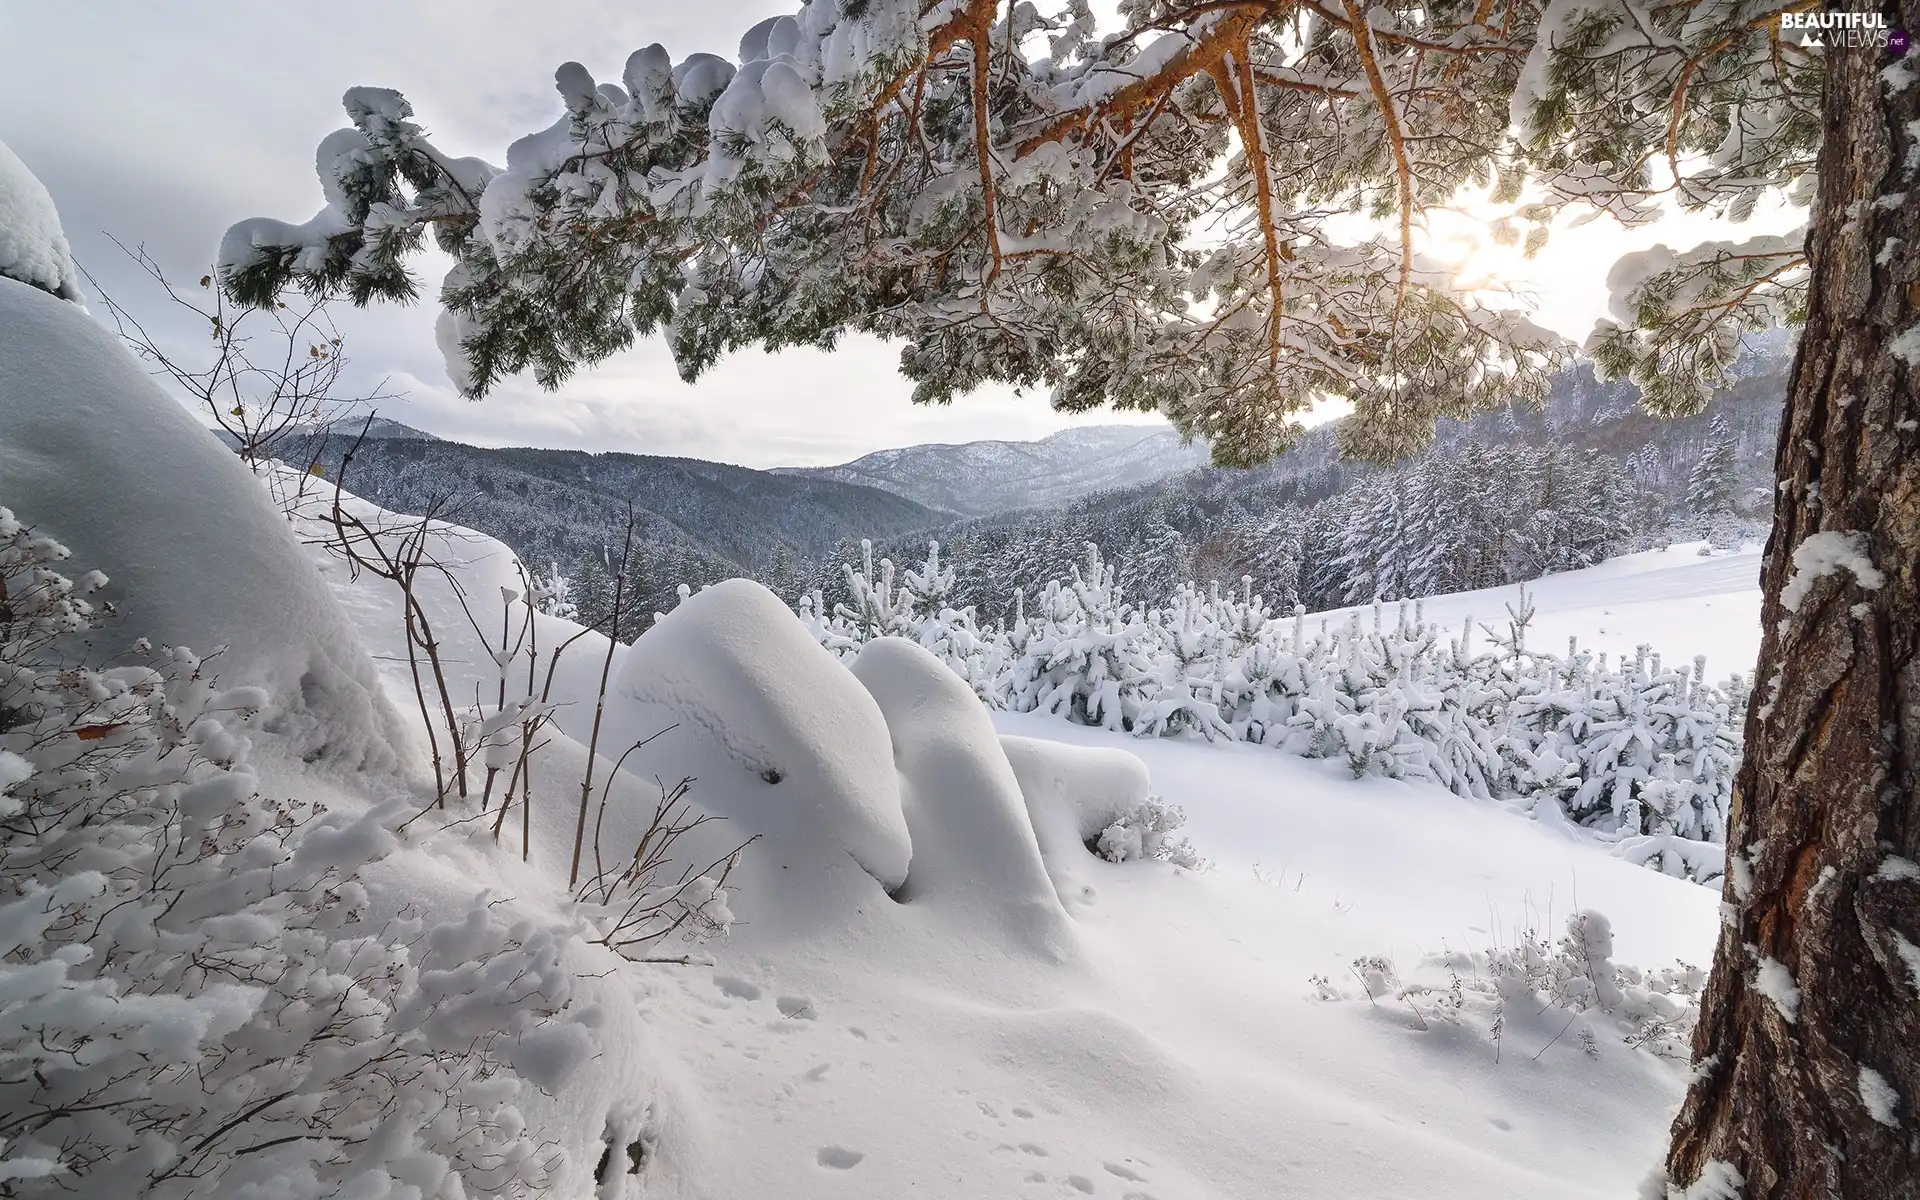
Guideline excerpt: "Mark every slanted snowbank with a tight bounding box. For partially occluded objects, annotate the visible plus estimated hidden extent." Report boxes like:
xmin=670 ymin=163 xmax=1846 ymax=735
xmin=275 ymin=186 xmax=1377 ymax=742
xmin=0 ymin=276 xmax=405 ymax=772
xmin=849 ymin=638 xmax=1071 ymax=957
xmin=0 ymin=140 xmax=82 ymax=303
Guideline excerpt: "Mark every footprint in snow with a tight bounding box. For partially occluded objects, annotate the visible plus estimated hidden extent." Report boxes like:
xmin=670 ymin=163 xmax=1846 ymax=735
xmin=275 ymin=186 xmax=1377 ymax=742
xmin=776 ymin=995 xmax=816 ymax=1019
xmin=1104 ymin=1162 xmax=1148 ymax=1182
xmin=1018 ymin=1143 xmax=1049 ymax=1157
xmin=816 ymin=1146 xmax=864 ymax=1170
xmin=1068 ymin=1176 xmax=1095 ymax=1194
xmin=712 ymin=973 xmax=762 ymax=1001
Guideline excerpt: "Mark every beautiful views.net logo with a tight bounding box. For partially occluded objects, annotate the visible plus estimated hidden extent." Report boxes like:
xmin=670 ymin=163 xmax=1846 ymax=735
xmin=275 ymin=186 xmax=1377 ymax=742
xmin=1779 ymin=9 xmax=1911 ymax=52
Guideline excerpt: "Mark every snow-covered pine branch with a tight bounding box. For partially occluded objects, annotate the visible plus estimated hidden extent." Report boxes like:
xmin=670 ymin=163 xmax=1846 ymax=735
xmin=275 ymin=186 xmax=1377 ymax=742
xmin=1512 ymin=0 xmax=1820 ymax=412
xmin=218 ymin=0 xmax=1582 ymax=466
xmin=217 ymin=1 xmax=1815 ymax=464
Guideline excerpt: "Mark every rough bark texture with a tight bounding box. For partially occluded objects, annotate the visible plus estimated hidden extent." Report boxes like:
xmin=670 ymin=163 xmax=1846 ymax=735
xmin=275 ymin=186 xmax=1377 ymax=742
xmin=1665 ymin=12 xmax=1920 ymax=1198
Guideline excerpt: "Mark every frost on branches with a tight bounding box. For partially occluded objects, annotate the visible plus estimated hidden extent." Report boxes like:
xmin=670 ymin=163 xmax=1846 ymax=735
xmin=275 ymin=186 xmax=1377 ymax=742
xmin=793 ymin=540 xmax=1740 ymax=884
xmin=0 ymin=507 xmax=594 ymax=1197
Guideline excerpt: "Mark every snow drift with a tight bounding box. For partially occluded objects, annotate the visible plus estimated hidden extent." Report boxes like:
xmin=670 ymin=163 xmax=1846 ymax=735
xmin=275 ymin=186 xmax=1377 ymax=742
xmin=1000 ymin=734 xmax=1154 ymax=905
xmin=0 ymin=275 xmax=406 ymax=772
xmin=849 ymin=638 xmax=1072 ymax=957
xmin=613 ymin=579 xmax=911 ymax=893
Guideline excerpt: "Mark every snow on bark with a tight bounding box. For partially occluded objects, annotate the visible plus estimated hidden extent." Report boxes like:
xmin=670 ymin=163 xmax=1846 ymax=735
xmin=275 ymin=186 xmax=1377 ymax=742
xmin=1858 ymin=1066 xmax=1900 ymax=1128
xmin=1777 ymin=530 xmax=1886 ymax=612
xmin=1677 ymin=1160 xmax=1747 ymax=1199
xmin=1890 ymin=322 xmax=1920 ymax=366
xmin=1750 ymin=952 xmax=1801 ymax=1024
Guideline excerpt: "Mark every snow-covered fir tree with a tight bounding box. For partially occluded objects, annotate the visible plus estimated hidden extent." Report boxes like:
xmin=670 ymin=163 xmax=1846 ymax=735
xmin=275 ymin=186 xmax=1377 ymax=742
xmin=572 ymin=549 xmax=615 ymax=631
xmin=1685 ymin=414 xmax=1740 ymax=548
xmin=776 ymin=534 xmax=1746 ymax=887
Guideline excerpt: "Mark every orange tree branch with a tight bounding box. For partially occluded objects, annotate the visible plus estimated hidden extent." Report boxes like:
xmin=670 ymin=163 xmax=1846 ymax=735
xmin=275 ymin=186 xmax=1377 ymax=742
xmin=1343 ymin=0 xmax=1416 ymax=323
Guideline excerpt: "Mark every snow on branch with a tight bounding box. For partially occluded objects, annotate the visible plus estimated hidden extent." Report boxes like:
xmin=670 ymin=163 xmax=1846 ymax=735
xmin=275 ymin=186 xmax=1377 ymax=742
xmin=1587 ymin=234 xmax=1807 ymax=417
xmin=0 ymin=140 xmax=84 ymax=304
xmin=216 ymin=0 xmax=1595 ymax=466
xmin=0 ymin=506 xmax=596 ymax=1195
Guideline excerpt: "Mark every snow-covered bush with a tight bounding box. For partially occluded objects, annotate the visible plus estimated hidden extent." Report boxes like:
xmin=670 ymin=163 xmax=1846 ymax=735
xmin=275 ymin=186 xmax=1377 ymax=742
xmin=1093 ymin=795 xmax=1206 ymax=871
xmin=0 ymin=506 xmax=592 ymax=1196
xmin=772 ymin=542 xmax=1742 ymax=884
xmin=572 ymin=773 xmax=745 ymax=961
xmin=1333 ymin=911 xmax=1706 ymax=1064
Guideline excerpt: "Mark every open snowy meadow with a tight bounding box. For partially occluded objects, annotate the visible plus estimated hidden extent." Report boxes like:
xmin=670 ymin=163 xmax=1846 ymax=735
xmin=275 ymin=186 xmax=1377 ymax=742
xmin=317 ymin=461 xmax=1764 ymax=1200
xmin=308 ymin=460 xmax=1761 ymax=1199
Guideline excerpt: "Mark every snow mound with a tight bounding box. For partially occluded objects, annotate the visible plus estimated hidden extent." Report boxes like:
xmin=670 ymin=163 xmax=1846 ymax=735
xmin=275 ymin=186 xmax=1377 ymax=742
xmin=0 ymin=277 xmax=405 ymax=772
xmin=0 ymin=141 xmax=82 ymax=303
xmin=614 ymin=580 xmax=910 ymax=891
xmin=848 ymin=638 xmax=1071 ymax=955
xmin=999 ymin=734 xmax=1152 ymax=903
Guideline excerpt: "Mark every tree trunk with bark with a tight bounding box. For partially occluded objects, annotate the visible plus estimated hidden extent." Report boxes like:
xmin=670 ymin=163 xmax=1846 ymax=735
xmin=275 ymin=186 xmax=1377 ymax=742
xmin=1665 ymin=11 xmax=1920 ymax=1197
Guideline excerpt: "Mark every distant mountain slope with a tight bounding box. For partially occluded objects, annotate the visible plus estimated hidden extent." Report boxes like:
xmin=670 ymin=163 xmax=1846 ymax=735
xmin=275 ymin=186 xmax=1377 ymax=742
xmin=775 ymin=424 xmax=1211 ymax=516
xmin=319 ymin=416 xmax=440 ymax=440
xmin=847 ymin=350 xmax=1793 ymax=622
xmin=285 ymin=434 xmax=947 ymax=616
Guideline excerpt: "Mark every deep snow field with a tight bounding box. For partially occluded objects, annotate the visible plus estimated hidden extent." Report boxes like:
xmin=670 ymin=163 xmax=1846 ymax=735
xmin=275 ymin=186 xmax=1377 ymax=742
xmin=314 ymin=491 xmax=1756 ymax=1198
xmin=0 ymin=263 xmax=1763 ymax=1199
xmin=1312 ymin=545 xmax=1763 ymax=695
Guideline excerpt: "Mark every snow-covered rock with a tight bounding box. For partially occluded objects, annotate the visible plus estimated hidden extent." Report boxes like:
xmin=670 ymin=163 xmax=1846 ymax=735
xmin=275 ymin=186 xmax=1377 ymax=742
xmin=613 ymin=579 xmax=911 ymax=893
xmin=0 ymin=275 xmax=406 ymax=772
xmin=0 ymin=140 xmax=82 ymax=303
xmin=849 ymin=638 xmax=1071 ymax=957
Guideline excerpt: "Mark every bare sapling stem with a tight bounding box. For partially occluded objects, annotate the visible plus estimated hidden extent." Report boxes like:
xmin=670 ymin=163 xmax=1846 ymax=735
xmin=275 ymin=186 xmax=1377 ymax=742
xmin=571 ymin=505 xmax=639 ymax=889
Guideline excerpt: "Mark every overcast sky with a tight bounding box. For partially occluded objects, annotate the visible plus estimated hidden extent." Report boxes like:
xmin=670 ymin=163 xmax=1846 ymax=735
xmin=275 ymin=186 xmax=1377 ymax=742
xmin=0 ymin=2 xmax=1795 ymax=468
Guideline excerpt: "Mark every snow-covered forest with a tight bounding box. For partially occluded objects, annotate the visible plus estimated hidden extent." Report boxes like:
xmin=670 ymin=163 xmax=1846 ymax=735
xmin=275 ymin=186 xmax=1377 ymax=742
xmin=284 ymin=350 xmax=1780 ymax=627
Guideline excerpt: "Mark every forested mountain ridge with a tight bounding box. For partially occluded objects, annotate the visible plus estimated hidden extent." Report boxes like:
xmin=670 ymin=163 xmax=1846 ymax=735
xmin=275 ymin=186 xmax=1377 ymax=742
xmin=275 ymin=343 xmax=1790 ymax=634
xmin=774 ymin=424 xmax=1212 ymax=515
xmin=829 ymin=349 xmax=1790 ymax=623
xmin=285 ymin=435 xmax=949 ymax=617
